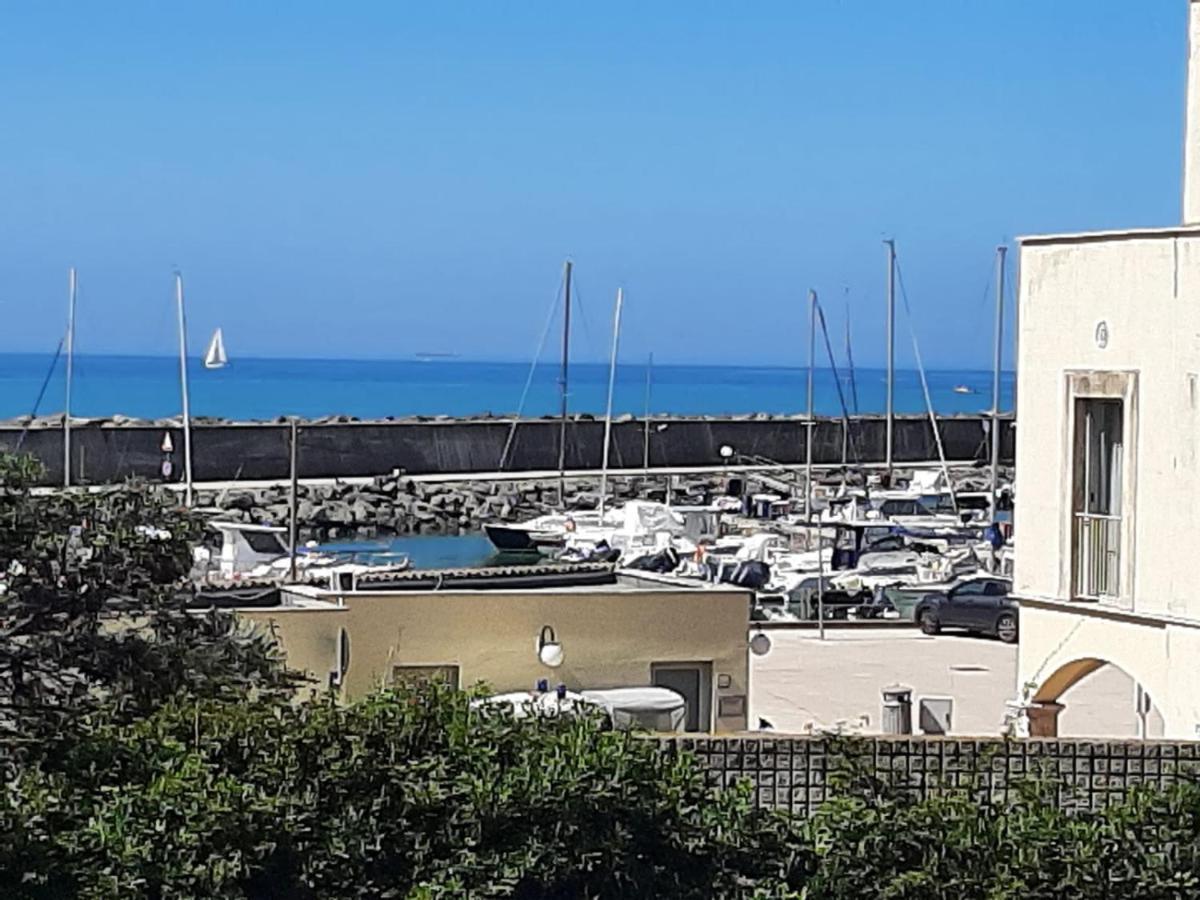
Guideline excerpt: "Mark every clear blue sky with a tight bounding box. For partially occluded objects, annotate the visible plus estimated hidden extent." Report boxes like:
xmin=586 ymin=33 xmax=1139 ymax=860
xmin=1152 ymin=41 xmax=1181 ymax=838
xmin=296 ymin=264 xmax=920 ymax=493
xmin=0 ymin=1 xmax=1186 ymax=368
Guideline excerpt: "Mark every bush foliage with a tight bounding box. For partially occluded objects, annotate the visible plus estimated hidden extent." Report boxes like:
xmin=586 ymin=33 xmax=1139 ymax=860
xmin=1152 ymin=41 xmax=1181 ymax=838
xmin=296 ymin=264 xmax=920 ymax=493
xmin=3 ymin=452 xmax=1200 ymax=898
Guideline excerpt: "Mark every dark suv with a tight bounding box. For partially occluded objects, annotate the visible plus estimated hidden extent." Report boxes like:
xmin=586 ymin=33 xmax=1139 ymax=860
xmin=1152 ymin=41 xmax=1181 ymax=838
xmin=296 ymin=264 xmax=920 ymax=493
xmin=913 ymin=576 xmax=1017 ymax=643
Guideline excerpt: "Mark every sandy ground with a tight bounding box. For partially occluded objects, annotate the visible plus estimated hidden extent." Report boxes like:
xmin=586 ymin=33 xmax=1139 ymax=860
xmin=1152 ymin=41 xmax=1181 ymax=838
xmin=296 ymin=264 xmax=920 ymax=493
xmin=749 ymin=627 xmax=1146 ymax=738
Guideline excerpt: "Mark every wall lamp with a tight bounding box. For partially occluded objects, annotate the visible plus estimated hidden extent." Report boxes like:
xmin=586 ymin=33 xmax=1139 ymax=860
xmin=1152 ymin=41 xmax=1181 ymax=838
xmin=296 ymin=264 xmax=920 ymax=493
xmin=537 ymin=625 xmax=564 ymax=668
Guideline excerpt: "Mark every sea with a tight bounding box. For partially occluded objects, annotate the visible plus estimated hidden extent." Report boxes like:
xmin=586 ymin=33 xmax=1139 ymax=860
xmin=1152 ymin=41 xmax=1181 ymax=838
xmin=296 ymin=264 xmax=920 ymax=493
xmin=0 ymin=353 xmax=1014 ymax=421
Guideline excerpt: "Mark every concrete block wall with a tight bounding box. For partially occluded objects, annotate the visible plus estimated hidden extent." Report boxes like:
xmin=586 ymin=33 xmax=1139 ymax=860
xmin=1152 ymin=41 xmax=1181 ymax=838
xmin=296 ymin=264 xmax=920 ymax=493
xmin=664 ymin=735 xmax=1200 ymax=815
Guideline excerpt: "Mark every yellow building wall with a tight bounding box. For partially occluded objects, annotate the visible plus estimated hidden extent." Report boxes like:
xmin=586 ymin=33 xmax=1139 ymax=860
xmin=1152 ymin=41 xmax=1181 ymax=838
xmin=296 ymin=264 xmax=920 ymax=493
xmin=240 ymin=586 xmax=751 ymax=732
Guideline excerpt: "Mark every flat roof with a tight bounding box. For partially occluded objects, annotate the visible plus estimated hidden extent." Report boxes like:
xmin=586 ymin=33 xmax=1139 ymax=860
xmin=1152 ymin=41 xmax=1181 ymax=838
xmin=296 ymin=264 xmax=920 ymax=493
xmin=1019 ymin=223 xmax=1200 ymax=248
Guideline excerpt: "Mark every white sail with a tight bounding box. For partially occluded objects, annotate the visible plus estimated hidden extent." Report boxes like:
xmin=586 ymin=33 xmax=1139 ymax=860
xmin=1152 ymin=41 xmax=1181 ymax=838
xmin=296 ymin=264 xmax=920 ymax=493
xmin=204 ymin=328 xmax=227 ymax=369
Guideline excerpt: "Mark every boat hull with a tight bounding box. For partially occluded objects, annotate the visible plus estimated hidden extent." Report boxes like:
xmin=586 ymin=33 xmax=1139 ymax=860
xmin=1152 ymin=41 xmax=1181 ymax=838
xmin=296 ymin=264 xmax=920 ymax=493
xmin=484 ymin=524 xmax=541 ymax=552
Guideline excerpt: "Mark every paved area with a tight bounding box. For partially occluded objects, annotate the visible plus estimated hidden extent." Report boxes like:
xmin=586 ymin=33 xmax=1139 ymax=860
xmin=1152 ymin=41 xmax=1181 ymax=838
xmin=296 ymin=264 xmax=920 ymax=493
xmin=750 ymin=627 xmax=1137 ymax=738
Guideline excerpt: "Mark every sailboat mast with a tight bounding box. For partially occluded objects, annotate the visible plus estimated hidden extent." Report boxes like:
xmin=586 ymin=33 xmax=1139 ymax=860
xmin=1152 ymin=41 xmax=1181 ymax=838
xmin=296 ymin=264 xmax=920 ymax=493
xmin=989 ymin=244 xmax=1007 ymax=572
xmin=175 ymin=272 xmax=194 ymax=507
xmin=642 ymin=352 xmax=653 ymax=474
xmin=557 ymin=260 xmax=572 ymax=507
xmin=885 ymin=239 xmax=896 ymax=478
xmin=807 ymin=288 xmax=824 ymax=640
xmin=806 ymin=289 xmax=816 ymax=518
xmin=598 ymin=287 xmax=624 ymax=518
xmin=64 ymin=267 xmax=77 ymax=488
xmin=842 ymin=298 xmax=857 ymax=466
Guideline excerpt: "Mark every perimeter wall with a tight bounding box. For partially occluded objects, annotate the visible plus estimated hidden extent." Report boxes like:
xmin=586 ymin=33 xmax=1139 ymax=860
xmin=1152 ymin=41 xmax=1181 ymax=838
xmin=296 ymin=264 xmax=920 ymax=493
xmin=0 ymin=414 xmax=1014 ymax=486
xmin=669 ymin=734 xmax=1198 ymax=815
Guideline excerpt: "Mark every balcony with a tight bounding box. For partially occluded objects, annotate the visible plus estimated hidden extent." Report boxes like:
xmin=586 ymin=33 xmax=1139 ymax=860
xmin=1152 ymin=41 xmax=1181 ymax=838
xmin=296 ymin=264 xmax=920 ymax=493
xmin=1073 ymin=512 xmax=1121 ymax=603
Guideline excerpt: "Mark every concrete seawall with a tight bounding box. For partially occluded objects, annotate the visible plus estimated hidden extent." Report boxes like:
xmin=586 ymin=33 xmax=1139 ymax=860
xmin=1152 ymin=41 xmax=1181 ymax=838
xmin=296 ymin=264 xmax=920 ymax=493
xmin=1 ymin=413 xmax=1014 ymax=486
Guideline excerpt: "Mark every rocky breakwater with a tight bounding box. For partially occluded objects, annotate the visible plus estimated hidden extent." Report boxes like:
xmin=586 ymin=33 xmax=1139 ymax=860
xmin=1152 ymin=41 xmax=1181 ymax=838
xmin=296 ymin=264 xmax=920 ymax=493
xmin=193 ymin=474 xmax=701 ymax=543
xmin=191 ymin=464 xmax=1011 ymax=544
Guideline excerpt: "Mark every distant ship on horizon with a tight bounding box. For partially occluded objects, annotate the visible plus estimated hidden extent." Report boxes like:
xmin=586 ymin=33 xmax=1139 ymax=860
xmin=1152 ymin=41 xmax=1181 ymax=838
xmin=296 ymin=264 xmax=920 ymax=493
xmin=414 ymin=352 xmax=461 ymax=363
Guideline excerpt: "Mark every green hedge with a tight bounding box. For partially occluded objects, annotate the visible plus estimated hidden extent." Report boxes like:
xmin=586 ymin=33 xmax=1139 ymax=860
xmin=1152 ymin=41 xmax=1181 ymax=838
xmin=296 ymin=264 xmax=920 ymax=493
xmin=5 ymin=686 xmax=1200 ymax=899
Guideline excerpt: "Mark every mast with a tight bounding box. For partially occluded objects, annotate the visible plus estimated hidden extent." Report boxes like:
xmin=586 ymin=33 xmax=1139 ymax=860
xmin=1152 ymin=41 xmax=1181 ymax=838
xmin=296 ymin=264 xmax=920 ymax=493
xmin=842 ymin=299 xmax=855 ymax=467
xmin=289 ymin=417 xmax=299 ymax=582
xmin=990 ymin=245 xmax=1007 ymax=572
xmin=642 ymin=352 xmax=653 ymax=474
xmin=808 ymin=289 xmax=824 ymax=640
xmin=64 ymin=267 xmax=77 ymax=488
xmin=598 ymin=287 xmax=624 ymax=517
xmin=806 ymin=289 xmax=816 ymax=517
xmin=557 ymin=260 xmax=572 ymax=507
xmin=175 ymin=272 xmax=194 ymax=507
xmin=885 ymin=239 xmax=896 ymax=477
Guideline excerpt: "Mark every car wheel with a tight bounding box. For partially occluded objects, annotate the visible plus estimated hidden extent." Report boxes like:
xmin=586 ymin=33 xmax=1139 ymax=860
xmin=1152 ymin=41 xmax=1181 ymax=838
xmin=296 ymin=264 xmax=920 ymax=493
xmin=919 ymin=609 xmax=940 ymax=635
xmin=995 ymin=613 xmax=1018 ymax=644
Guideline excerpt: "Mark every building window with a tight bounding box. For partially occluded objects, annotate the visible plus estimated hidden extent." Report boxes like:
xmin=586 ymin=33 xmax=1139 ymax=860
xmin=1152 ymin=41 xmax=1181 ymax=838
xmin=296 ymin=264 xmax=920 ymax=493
xmin=392 ymin=665 xmax=460 ymax=689
xmin=1072 ymin=398 xmax=1123 ymax=602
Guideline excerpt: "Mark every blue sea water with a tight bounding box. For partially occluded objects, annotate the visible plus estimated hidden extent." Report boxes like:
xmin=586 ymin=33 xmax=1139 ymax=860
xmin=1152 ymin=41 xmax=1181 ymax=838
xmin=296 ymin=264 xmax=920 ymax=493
xmin=319 ymin=533 xmax=498 ymax=570
xmin=0 ymin=353 xmax=1013 ymax=421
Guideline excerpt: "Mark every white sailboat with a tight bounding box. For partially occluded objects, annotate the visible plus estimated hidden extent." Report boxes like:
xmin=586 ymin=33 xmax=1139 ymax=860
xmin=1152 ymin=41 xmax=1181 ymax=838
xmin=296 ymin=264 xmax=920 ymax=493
xmin=204 ymin=328 xmax=228 ymax=369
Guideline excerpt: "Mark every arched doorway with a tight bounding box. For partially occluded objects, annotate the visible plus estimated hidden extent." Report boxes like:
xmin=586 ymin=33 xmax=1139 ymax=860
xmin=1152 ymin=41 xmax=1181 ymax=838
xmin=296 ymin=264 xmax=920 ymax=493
xmin=1031 ymin=657 xmax=1162 ymax=738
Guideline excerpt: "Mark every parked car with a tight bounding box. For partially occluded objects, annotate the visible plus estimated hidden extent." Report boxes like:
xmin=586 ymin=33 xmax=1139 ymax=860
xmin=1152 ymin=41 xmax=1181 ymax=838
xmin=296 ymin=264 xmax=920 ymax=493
xmin=913 ymin=576 xmax=1018 ymax=643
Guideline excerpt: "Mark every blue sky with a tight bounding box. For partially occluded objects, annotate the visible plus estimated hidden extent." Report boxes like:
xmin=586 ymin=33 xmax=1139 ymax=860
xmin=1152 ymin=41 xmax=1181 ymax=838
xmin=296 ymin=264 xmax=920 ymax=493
xmin=0 ymin=1 xmax=1185 ymax=368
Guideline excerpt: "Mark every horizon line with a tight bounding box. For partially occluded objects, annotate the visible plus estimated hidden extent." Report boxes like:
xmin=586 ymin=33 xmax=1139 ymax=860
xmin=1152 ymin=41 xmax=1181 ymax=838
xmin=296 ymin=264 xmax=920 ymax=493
xmin=0 ymin=349 xmax=1018 ymax=374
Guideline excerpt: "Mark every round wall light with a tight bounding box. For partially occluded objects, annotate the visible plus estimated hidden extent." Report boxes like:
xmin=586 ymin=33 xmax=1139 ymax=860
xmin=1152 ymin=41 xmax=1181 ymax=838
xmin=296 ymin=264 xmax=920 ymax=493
xmin=719 ymin=444 xmax=735 ymax=460
xmin=750 ymin=632 xmax=772 ymax=656
xmin=537 ymin=625 xmax=564 ymax=668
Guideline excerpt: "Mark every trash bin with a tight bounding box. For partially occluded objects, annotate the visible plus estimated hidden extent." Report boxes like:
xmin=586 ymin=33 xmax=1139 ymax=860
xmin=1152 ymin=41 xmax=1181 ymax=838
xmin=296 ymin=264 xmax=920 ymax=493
xmin=881 ymin=685 xmax=913 ymax=735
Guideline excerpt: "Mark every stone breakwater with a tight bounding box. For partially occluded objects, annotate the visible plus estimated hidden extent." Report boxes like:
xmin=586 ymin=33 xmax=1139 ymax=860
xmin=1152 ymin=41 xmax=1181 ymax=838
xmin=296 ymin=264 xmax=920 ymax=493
xmin=3 ymin=413 xmax=1014 ymax=487
xmin=192 ymin=465 xmax=1010 ymax=543
xmin=194 ymin=474 xmax=694 ymax=542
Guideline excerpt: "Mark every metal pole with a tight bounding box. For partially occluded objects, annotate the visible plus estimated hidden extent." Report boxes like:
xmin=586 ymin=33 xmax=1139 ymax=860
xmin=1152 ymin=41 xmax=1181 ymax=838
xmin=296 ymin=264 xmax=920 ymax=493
xmin=557 ymin=260 xmax=572 ymax=508
xmin=1011 ymin=251 xmax=1019 ymax=416
xmin=806 ymin=289 xmax=816 ymax=513
xmin=817 ymin=522 xmax=825 ymax=641
xmin=990 ymin=245 xmax=1007 ymax=572
xmin=642 ymin=352 xmax=653 ymax=474
xmin=64 ymin=267 xmax=77 ymax=488
xmin=808 ymin=289 xmax=824 ymax=640
xmin=289 ymin=417 xmax=299 ymax=582
xmin=598 ymin=287 xmax=624 ymax=518
xmin=885 ymin=240 xmax=896 ymax=477
xmin=175 ymin=272 xmax=194 ymax=507
xmin=806 ymin=289 xmax=816 ymax=516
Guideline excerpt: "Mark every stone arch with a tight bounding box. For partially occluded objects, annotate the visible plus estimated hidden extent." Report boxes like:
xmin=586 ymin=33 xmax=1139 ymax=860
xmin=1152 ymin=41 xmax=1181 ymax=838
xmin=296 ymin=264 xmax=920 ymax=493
xmin=1030 ymin=656 xmax=1163 ymax=738
xmin=1032 ymin=657 xmax=1107 ymax=703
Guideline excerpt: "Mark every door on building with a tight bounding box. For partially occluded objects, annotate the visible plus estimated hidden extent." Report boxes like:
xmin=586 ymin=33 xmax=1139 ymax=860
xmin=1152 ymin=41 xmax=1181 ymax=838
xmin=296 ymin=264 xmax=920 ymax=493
xmin=651 ymin=662 xmax=713 ymax=732
xmin=1072 ymin=397 xmax=1124 ymax=601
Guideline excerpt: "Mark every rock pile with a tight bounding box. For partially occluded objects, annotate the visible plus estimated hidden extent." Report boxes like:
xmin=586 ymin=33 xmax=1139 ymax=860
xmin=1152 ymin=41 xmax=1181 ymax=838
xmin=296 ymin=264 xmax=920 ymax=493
xmin=192 ymin=473 xmax=712 ymax=542
xmin=188 ymin=463 xmax=1012 ymax=543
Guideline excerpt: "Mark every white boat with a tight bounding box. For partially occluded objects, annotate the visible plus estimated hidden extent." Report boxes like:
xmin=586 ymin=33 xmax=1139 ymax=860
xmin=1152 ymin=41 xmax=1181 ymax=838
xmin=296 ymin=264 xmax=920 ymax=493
xmin=204 ymin=328 xmax=228 ymax=369
xmin=953 ymin=384 xmax=974 ymax=395
xmin=474 ymin=686 xmax=687 ymax=732
xmin=194 ymin=520 xmax=410 ymax=590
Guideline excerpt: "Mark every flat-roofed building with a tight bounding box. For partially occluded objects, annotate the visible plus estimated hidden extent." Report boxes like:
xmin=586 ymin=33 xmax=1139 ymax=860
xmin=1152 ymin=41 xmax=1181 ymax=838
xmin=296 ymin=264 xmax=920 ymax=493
xmin=238 ymin=570 xmax=751 ymax=733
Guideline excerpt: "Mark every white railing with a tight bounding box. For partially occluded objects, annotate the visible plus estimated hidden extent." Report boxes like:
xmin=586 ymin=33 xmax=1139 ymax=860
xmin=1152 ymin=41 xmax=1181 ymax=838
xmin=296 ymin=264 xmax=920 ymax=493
xmin=1073 ymin=512 xmax=1121 ymax=602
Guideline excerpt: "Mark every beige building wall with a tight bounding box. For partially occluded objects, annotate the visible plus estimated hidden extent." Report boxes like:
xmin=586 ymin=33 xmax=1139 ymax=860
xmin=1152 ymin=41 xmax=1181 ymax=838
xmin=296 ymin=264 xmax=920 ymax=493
xmin=1015 ymin=232 xmax=1200 ymax=616
xmin=1014 ymin=229 xmax=1200 ymax=738
xmin=240 ymin=586 xmax=751 ymax=733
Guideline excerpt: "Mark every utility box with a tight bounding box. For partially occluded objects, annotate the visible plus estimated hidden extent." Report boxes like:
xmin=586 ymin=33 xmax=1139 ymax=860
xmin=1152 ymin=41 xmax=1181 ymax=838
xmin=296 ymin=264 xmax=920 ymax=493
xmin=919 ymin=697 xmax=954 ymax=735
xmin=881 ymin=685 xmax=913 ymax=735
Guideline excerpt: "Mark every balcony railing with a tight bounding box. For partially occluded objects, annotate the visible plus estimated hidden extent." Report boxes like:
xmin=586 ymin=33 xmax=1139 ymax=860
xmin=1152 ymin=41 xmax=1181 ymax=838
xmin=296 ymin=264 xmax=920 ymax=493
xmin=1073 ymin=512 xmax=1121 ymax=602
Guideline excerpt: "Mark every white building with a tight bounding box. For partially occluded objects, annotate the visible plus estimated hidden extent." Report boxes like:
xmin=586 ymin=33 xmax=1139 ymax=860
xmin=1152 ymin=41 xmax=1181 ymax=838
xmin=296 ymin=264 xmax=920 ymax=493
xmin=1013 ymin=0 xmax=1200 ymax=739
